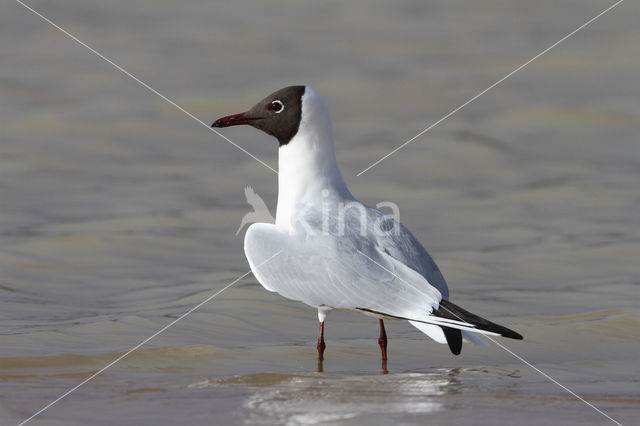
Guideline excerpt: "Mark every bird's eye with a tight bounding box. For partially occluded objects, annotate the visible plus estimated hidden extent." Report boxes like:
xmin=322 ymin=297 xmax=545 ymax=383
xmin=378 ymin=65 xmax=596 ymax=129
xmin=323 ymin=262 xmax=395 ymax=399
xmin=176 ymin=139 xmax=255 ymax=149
xmin=268 ymin=100 xmax=284 ymax=113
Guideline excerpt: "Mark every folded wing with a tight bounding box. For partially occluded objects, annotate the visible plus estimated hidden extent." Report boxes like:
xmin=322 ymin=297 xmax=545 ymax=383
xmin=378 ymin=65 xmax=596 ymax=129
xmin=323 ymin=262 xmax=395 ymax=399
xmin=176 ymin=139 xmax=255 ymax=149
xmin=244 ymin=222 xmax=443 ymax=322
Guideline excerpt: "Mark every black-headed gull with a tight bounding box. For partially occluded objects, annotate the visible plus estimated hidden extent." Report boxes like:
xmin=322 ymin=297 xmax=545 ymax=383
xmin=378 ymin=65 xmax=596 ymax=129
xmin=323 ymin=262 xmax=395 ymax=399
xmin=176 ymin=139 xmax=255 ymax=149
xmin=212 ymin=86 xmax=522 ymax=360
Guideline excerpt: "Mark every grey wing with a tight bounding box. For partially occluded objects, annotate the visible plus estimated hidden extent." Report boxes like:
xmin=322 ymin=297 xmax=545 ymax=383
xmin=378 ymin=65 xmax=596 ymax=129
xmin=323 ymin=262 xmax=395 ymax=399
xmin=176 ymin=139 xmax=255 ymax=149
xmin=337 ymin=203 xmax=449 ymax=299
xmin=244 ymin=223 xmax=442 ymax=320
xmin=370 ymin=208 xmax=449 ymax=299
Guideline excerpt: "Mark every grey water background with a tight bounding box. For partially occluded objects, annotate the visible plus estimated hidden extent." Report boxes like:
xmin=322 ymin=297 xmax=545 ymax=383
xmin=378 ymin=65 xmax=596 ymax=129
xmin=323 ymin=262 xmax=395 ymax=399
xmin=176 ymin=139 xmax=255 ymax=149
xmin=1 ymin=0 xmax=639 ymax=424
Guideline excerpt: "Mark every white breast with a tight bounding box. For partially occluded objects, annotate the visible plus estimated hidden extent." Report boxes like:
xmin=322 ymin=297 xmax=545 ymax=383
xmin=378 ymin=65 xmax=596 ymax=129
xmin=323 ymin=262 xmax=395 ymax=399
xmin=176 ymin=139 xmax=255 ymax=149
xmin=275 ymin=87 xmax=352 ymax=230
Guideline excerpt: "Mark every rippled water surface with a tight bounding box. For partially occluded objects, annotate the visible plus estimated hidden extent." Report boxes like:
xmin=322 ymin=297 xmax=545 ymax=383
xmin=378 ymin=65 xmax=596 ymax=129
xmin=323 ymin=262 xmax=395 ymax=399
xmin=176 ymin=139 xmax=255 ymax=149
xmin=1 ymin=0 xmax=639 ymax=425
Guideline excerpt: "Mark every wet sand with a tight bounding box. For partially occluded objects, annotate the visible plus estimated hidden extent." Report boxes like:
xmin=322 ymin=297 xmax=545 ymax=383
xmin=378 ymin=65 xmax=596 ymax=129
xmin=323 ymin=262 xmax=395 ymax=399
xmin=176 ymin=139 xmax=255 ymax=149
xmin=1 ymin=0 xmax=640 ymax=424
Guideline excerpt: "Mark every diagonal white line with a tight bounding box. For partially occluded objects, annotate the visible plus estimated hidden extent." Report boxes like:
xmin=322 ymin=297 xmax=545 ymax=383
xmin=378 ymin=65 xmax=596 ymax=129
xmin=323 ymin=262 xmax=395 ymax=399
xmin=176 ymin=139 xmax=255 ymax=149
xmin=486 ymin=336 xmax=623 ymax=426
xmin=17 ymin=251 xmax=282 ymax=426
xmin=357 ymin=0 xmax=626 ymax=176
xmin=14 ymin=0 xmax=278 ymax=175
xmin=356 ymin=249 xmax=623 ymax=426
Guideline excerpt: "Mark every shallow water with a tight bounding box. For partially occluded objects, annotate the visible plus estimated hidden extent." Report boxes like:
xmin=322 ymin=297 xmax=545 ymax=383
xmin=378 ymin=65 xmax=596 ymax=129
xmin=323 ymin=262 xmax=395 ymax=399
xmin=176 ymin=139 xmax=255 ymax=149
xmin=1 ymin=0 xmax=639 ymax=425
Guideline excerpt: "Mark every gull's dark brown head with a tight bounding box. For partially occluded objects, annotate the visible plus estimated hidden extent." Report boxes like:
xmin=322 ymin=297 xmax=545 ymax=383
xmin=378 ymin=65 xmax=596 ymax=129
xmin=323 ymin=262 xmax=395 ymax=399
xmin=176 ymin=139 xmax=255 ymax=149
xmin=212 ymin=85 xmax=306 ymax=146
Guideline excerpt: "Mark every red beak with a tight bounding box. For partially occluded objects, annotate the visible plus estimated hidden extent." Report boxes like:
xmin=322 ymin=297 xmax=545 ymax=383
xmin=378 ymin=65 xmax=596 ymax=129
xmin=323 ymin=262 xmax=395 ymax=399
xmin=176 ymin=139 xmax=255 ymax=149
xmin=211 ymin=112 xmax=260 ymax=128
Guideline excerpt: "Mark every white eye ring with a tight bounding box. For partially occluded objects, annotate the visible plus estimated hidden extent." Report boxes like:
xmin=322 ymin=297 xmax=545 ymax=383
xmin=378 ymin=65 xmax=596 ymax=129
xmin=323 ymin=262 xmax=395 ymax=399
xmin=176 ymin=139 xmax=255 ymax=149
xmin=270 ymin=100 xmax=284 ymax=113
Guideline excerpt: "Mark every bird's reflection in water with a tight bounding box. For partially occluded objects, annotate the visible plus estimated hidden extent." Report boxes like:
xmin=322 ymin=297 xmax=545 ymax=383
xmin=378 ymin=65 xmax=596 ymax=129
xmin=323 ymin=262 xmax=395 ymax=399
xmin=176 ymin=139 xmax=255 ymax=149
xmin=242 ymin=370 xmax=449 ymax=424
xmin=316 ymin=359 xmax=387 ymax=374
xmin=316 ymin=357 xmax=388 ymax=374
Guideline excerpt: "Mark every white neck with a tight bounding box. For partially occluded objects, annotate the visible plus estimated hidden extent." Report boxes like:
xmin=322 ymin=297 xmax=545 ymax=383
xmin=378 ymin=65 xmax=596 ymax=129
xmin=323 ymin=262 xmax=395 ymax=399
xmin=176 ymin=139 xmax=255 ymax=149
xmin=275 ymin=88 xmax=351 ymax=229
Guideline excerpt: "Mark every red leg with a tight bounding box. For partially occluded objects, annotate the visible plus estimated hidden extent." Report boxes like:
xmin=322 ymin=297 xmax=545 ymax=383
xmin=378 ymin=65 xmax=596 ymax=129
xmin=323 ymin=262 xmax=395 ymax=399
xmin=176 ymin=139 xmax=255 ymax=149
xmin=317 ymin=321 xmax=326 ymax=360
xmin=378 ymin=319 xmax=388 ymax=360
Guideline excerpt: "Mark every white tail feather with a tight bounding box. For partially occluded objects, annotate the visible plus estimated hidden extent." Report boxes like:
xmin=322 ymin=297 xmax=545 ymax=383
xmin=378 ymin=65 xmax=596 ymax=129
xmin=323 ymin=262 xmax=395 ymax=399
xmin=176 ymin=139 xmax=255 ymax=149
xmin=409 ymin=321 xmax=447 ymax=344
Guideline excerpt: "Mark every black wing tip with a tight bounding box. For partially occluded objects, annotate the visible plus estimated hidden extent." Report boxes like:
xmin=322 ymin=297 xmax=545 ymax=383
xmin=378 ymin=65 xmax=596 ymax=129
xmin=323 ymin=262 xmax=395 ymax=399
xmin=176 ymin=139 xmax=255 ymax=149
xmin=479 ymin=320 xmax=523 ymax=340
xmin=486 ymin=323 xmax=523 ymax=340
xmin=356 ymin=305 xmax=524 ymax=343
xmin=441 ymin=326 xmax=462 ymax=355
xmin=502 ymin=329 xmax=524 ymax=340
xmin=437 ymin=299 xmax=524 ymax=341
